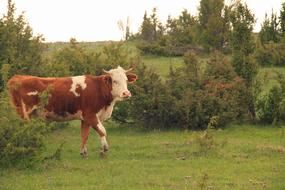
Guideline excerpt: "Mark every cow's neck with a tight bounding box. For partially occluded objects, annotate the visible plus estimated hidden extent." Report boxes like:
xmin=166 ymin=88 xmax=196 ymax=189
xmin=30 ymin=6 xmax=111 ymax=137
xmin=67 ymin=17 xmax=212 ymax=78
xmin=103 ymin=91 xmax=113 ymax=107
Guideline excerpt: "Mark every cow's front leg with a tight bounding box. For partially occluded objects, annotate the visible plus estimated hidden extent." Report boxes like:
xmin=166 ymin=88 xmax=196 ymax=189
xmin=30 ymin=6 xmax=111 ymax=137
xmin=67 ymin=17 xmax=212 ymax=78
xmin=92 ymin=118 xmax=109 ymax=155
xmin=82 ymin=113 xmax=108 ymax=156
xmin=80 ymin=121 xmax=90 ymax=158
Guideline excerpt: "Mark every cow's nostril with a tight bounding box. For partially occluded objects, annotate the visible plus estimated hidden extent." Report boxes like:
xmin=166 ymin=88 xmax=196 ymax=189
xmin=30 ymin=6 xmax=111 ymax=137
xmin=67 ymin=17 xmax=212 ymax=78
xmin=123 ymin=91 xmax=131 ymax=97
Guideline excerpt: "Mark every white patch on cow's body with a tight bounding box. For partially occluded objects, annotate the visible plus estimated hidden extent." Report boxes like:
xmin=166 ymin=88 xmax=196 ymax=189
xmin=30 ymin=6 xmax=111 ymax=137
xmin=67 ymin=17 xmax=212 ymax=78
xmin=97 ymin=121 xmax=106 ymax=136
xmin=98 ymin=121 xmax=108 ymax=150
xmin=97 ymin=101 xmax=115 ymax=122
xmin=21 ymin=99 xmax=29 ymax=119
xmin=27 ymin=91 xmax=38 ymax=96
xmin=69 ymin=76 xmax=87 ymax=97
xmin=94 ymin=119 xmax=108 ymax=151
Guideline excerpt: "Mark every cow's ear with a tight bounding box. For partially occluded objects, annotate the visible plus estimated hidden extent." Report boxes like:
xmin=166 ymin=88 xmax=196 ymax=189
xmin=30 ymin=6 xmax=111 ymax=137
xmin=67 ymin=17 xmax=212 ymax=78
xmin=126 ymin=73 xmax=138 ymax=83
xmin=103 ymin=75 xmax=112 ymax=86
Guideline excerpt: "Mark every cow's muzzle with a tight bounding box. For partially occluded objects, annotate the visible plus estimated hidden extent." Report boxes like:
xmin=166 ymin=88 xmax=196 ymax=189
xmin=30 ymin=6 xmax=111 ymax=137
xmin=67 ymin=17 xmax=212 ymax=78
xmin=122 ymin=91 xmax=132 ymax=98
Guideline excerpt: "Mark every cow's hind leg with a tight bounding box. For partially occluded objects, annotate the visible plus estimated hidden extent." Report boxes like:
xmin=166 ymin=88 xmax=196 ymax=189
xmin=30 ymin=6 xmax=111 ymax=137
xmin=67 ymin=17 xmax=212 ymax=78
xmin=80 ymin=121 xmax=90 ymax=158
xmin=92 ymin=119 xmax=109 ymax=155
xmin=21 ymin=99 xmax=30 ymax=120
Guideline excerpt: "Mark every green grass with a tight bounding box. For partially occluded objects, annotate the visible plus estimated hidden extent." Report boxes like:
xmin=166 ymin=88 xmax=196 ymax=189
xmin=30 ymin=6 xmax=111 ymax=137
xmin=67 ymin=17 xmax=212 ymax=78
xmin=142 ymin=56 xmax=184 ymax=79
xmin=0 ymin=122 xmax=284 ymax=190
xmin=258 ymin=67 xmax=285 ymax=93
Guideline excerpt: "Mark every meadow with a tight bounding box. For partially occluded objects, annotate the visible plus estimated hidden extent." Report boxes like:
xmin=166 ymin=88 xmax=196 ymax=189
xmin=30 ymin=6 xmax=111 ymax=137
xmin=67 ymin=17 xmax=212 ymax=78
xmin=0 ymin=121 xmax=284 ymax=190
xmin=0 ymin=54 xmax=285 ymax=190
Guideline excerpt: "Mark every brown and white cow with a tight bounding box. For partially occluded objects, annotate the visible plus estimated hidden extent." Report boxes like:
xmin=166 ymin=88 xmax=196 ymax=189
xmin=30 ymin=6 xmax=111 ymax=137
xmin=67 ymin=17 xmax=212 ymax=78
xmin=7 ymin=66 xmax=138 ymax=157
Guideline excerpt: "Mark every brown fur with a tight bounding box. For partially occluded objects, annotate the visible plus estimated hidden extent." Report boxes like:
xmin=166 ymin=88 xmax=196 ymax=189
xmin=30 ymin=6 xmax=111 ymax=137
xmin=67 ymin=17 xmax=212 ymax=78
xmin=7 ymin=75 xmax=113 ymax=121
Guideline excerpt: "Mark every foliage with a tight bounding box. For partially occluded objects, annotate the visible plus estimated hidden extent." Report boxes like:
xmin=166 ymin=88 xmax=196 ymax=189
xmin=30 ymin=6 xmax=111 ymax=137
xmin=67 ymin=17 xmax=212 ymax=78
xmin=259 ymin=11 xmax=281 ymax=44
xmin=137 ymin=8 xmax=201 ymax=56
xmin=139 ymin=8 xmax=163 ymax=42
xmin=43 ymin=39 xmax=133 ymax=77
xmin=230 ymin=2 xmax=255 ymax=56
xmin=126 ymin=62 xmax=175 ymax=127
xmin=256 ymin=72 xmax=285 ymax=124
xmin=0 ymin=91 xmax=47 ymax=167
xmin=230 ymin=1 xmax=258 ymax=119
xmin=126 ymin=52 xmax=247 ymax=129
xmin=0 ymin=61 xmax=64 ymax=168
xmin=165 ymin=10 xmax=198 ymax=50
xmin=255 ymin=42 xmax=285 ymax=66
xmin=197 ymin=0 xmax=231 ymax=51
xmin=0 ymin=0 xmax=44 ymax=89
xmin=280 ymin=2 xmax=285 ymax=38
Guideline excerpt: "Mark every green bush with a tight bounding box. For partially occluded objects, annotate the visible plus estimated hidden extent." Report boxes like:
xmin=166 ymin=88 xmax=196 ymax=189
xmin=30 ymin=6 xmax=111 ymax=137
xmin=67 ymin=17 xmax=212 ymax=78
xmin=0 ymin=92 xmax=48 ymax=167
xmin=125 ymin=52 xmax=248 ymax=129
xmin=126 ymin=63 xmax=175 ymax=127
xmin=256 ymin=86 xmax=285 ymax=124
xmin=137 ymin=41 xmax=166 ymax=56
xmin=255 ymin=42 xmax=285 ymax=66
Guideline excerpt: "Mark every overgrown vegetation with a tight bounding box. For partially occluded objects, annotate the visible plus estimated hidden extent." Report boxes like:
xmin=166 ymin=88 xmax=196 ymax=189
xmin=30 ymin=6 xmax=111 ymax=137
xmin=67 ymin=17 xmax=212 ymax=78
xmin=125 ymin=52 xmax=247 ymax=129
xmin=0 ymin=0 xmax=285 ymax=173
xmin=0 ymin=91 xmax=47 ymax=167
xmin=0 ymin=0 xmax=44 ymax=89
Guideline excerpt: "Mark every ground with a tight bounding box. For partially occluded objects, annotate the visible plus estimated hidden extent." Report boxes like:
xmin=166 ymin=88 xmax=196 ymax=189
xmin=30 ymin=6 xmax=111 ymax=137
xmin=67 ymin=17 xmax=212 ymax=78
xmin=0 ymin=121 xmax=284 ymax=190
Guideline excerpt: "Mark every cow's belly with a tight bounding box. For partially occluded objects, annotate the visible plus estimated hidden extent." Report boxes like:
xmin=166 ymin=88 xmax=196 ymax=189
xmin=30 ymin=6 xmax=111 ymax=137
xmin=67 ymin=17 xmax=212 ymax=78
xmin=43 ymin=110 xmax=83 ymax=122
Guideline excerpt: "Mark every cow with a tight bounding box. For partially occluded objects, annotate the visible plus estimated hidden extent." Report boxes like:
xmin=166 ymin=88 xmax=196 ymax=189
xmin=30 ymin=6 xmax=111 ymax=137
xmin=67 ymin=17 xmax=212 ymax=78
xmin=7 ymin=66 xmax=138 ymax=157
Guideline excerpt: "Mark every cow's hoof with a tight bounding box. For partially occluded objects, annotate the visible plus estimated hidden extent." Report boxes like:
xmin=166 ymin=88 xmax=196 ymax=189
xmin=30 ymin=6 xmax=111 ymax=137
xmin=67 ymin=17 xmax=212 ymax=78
xmin=80 ymin=152 xmax=88 ymax=158
xmin=102 ymin=144 xmax=109 ymax=152
xmin=100 ymin=151 xmax=107 ymax=159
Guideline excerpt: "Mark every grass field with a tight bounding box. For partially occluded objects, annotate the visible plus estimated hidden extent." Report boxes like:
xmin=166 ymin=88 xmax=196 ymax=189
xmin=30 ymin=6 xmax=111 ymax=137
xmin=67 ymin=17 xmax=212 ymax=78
xmin=0 ymin=121 xmax=284 ymax=190
xmin=1 ymin=52 xmax=285 ymax=190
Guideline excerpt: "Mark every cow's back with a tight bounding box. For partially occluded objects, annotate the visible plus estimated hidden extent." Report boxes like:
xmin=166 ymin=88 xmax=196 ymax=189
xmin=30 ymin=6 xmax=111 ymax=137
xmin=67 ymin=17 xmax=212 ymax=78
xmin=8 ymin=75 xmax=90 ymax=120
xmin=8 ymin=75 xmax=55 ymax=118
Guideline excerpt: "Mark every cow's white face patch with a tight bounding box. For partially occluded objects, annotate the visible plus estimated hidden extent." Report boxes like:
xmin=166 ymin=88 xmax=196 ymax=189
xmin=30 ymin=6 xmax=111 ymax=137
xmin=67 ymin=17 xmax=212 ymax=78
xmin=106 ymin=66 xmax=130 ymax=100
xmin=70 ymin=76 xmax=87 ymax=97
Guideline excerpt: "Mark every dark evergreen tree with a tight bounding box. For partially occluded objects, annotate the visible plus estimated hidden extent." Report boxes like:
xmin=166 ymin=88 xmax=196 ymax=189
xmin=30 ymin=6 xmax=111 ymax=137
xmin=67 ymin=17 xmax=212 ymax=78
xmin=198 ymin=0 xmax=230 ymax=51
xmin=259 ymin=11 xmax=280 ymax=44
xmin=139 ymin=9 xmax=161 ymax=42
xmin=0 ymin=0 xmax=44 ymax=89
xmin=166 ymin=9 xmax=197 ymax=46
xmin=280 ymin=2 xmax=285 ymax=38
xmin=230 ymin=2 xmax=258 ymax=119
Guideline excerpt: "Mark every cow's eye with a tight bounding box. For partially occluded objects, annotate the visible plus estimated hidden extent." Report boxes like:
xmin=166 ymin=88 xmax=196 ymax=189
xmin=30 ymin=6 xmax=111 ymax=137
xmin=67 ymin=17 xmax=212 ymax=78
xmin=113 ymin=80 xmax=118 ymax=84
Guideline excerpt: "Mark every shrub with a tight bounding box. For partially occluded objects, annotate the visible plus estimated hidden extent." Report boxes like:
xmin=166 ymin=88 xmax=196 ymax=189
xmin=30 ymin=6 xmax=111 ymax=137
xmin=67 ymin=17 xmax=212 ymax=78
xmin=0 ymin=92 xmax=48 ymax=167
xmin=255 ymin=42 xmax=285 ymax=66
xmin=167 ymin=52 xmax=247 ymax=129
xmin=126 ymin=52 xmax=248 ymax=129
xmin=137 ymin=41 xmax=166 ymax=56
xmin=256 ymin=86 xmax=285 ymax=124
xmin=126 ymin=63 xmax=175 ymax=127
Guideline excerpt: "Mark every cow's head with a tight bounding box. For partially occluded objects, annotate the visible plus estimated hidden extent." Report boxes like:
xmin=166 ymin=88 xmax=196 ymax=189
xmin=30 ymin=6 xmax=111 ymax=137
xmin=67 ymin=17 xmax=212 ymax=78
xmin=103 ymin=66 xmax=137 ymax=101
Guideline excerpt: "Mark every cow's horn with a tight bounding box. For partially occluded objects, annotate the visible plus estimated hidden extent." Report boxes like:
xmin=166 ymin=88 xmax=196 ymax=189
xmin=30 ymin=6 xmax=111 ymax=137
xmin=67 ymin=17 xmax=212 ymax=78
xmin=125 ymin=67 xmax=133 ymax=73
xmin=103 ymin=69 xmax=110 ymax=74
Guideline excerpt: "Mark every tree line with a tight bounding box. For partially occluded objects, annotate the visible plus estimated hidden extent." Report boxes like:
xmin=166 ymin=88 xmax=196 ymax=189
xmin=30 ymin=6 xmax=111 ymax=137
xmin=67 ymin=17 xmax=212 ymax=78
xmin=134 ymin=0 xmax=285 ymax=56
